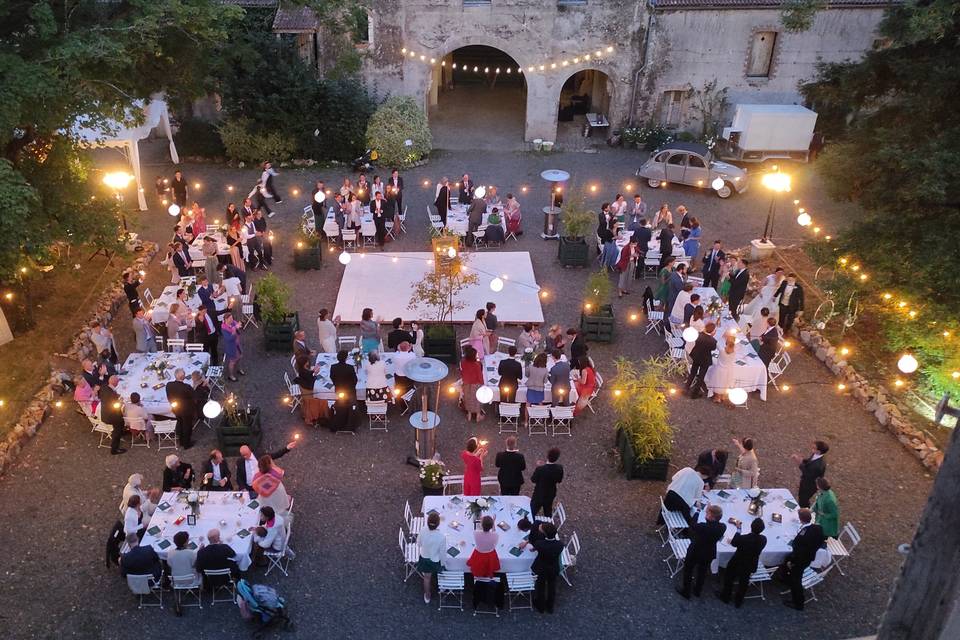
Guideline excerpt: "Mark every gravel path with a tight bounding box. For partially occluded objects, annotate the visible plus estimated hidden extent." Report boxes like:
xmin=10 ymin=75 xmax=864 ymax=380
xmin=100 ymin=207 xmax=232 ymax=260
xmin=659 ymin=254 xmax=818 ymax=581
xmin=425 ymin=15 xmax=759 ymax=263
xmin=0 ymin=146 xmax=931 ymax=640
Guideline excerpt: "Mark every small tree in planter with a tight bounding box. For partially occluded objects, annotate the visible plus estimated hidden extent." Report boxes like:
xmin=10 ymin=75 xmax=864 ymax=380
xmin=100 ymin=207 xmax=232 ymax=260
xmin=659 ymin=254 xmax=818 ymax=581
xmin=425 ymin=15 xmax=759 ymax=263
xmin=293 ymin=217 xmax=322 ymax=270
xmin=580 ymin=270 xmax=615 ymax=342
xmin=557 ymin=195 xmax=594 ymax=267
xmin=408 ymin=250 xmax=478 ymax=363
xmin=611 ymin=356 xmax=674 ymax=480
xmin=258 ymin=272 xmax=299 ymax=351
xmin=214 ymin=393 xmax=263 ymax=455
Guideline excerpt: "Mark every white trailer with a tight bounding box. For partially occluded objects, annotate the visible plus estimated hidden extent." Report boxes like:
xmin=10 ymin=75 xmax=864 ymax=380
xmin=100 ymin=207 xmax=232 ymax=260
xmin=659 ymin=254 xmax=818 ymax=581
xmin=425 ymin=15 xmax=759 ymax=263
xmin=720 ymin=104 xmax=818 ymax=163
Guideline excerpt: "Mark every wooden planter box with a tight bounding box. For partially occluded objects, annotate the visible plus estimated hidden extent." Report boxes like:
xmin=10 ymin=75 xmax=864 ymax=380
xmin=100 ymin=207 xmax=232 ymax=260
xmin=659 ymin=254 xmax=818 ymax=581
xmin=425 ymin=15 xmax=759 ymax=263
xmin=617 ymin=428 xmax=670 ymax=480
xmin=293 ymin=241 xmax=322 ymax=270
xmin=580 ymin=304 xmax=614 ymax=342
xmin=263 ymin=312 xmax=300 ymax=352
xmin=215 ymin=408 xmax=262 ymax=456
xmin=558 ymin=236 xmax=590 ymax=267
xmin=423 ymin=324 xmax=458 ymax=364
xmin=421 ymin=484 xmax=443 ymax=496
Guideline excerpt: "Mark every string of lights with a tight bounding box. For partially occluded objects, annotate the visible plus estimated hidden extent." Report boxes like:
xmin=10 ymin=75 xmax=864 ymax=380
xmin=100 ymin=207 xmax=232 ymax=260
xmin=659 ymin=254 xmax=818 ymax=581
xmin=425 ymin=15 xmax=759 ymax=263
xmin=399 ymin=45 xmax=616 ymax=74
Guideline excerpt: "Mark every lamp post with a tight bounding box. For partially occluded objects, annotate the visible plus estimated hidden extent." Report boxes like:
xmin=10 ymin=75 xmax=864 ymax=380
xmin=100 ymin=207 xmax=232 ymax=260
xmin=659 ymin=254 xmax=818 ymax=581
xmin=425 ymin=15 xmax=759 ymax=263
xmin=751 ymin=167 xmax=790 ymax=260
xmin=103 ymin=171 xmax=134 ymax=232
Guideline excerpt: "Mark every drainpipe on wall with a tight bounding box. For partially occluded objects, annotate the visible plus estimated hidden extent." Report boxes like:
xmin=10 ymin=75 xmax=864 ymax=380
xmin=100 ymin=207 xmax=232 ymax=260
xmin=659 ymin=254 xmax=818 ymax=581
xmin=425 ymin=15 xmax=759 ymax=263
xmin=628 ymin=0 xmax=657 ymax=127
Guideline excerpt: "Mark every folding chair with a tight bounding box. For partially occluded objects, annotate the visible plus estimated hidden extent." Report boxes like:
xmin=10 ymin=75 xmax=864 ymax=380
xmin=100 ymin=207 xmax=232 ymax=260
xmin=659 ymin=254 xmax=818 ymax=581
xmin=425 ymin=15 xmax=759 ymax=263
xmin=429 ymin=211 xmax=444 ymax=234
xmin=203 ymin=569 xmax=236 ymax=605
xmin=472 ymin=576 xmax=500 ymax=617
xmin=180 ymin=275 xmax=197 ymax=286
xmin=664 ymin=532 xmax=690 ymax=578
xmin=552 ymin=502 xmax=568 ymax=530
xmin=337 ymin=336 xmax=358 ymax=350
xmin=560 ymin=531 xmax=580 ymax=586
xmin=643 ymin=255 xmax=661 ymax=277
xmin=550 ymin=405 xmax=574 ymax=437
xmin=126 ymin=572 xmax=164 ymax=609
xmin=143 ymin=288 xmax=155 ymax=306
xmin=472 ymin=228 xmax=487 ymax=249
xmin=123 ymin=416 xmax=150 ymax=448
xmin=153 ymin=419 xmax=179 ymax=451
xmin=399 ymin=527 xmax=421 ymax=582
xmin=171 ymin=573 xmax=203 ymax=610
xmin=825 ymin=522 xmax=861 ymax=575
xmin=264 ymin=522 xmax=294 ymax=577
xmin=398 ymin=205 xmax=408 ymax=233
xmin=441 ymin=474 xmax=464 ymax=495
xmin=92 ymin=419 xmax=114 ymax=449
xmin=403 ymin=500 xmax=425 ymax=537
xmin=505 ymin=571 xmax=536 ymax=610
xmin=645 ymin=310 xmax=664 ymax=335
xmin=185 ymin=343 xmax=204 ymax=352
xmin=367 ymin=401 xmax=388 ymax=431
xmin=459 ymin=338 xmax=471 ymax=356
xmin=656 ymin=496 xmax=689 ymax=544
xmin=206 ymin=365 xmax=224 ymax=394
xmin=241 ymin=303 xmax=259 ymax=329
xmin=341 ymin=229 xmax=358 ymax=249
xmin=166 ymin=338 xmax=185 ymax=352
xmin=361 ymin=225 xmax=377 ymax=247
xmin=714 ymin=474 xmax=732 ymax=488
xmin=526 ymin=404 xmax=550 ymax=436
xmin=780 ymin=567 xmax=826 ymax=604
xmin=399 ymin=388 xmax=417 ymax=415
xmin=480 ymin=476 xmax=500 ymax=494
xmin=498 ymin=402 xmax=521 ymax=434
xmin=584 ymin=372 xmax=603 ymax=414
xmin=745 ymin=565 xmax=774 ymax=600
xmin=385 ymin=219 xmax=397 ymax=240
xmin=283 ymin=372 xmax=302 ymax=413
xmin=437 ymin=571 xmax=465 ymax=611
xmin=496 ymin=337 xmax=516 ymax=353
xmin=768 ymin=350 xmax=792 ymax=390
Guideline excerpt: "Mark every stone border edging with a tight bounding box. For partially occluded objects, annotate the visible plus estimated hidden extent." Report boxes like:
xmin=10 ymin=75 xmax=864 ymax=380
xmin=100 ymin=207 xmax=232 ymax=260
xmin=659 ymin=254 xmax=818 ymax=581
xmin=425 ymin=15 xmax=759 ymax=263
xmin=0 ymin=243 xmax=159 ymax=476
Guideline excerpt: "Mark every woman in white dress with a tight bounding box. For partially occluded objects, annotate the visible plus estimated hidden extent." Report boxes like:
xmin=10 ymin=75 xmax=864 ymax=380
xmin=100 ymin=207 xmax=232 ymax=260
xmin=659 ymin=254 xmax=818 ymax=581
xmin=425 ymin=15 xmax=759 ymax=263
xmin=744 ymin=267 xmax=785 ymax=321
xmin=704 ymin=334 xmax=738 ymax=404
xmin=410 ymin=322 xmax=425 ymax=357
xmin=317 ymin=308 xmax=338 ymax=353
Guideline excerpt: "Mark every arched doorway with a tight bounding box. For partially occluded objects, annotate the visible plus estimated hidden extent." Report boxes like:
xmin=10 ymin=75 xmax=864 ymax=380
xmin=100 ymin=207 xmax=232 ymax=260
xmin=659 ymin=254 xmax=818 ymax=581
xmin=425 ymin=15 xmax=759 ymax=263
xmin=429 ymin=45 xmax=527 ymax=150
xmin=556 ymin=69 xmax=613 ymax=145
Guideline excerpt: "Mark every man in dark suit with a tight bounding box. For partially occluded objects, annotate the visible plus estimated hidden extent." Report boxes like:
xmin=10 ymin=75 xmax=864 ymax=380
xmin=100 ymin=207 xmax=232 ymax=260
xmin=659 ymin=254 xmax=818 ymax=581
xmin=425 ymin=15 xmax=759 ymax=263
xmin=458 ymin=173 xmax=474 ymax=204
xmin=292 ymin=330 xmax=312 ymax=359
xmin=531 ymin=522 xmax=564 ymax=613
xmin=702 ymin=240 xmax=725 ymax=289
xmin=677 ymin=504 xmax=725 ymax=599
xmin=122 ymin=271 xmax=143 ymax=315
xmin=658 ymin=224 xmax=676 ymax=269
xmin=530 ymin=448 xmax=564 ymax=517
xmin=172 ymin=241 xmax=193 ymax=278
xmin=718 ymin=517 xmax=768 ymax=607
xmin=370 ymin=191 xmax=388 ymax=247
xmin=388 ymin=168 xmax=404 ymax=218
xmin=330 ymin=349 xmax=359 ymax=432
xmin=171 ymin=170 xmax=188 ymax=207
xmin=201 ymin=449 xmax=233 ymax=490
xmin=120 ymin=534 xmax=162 ymax=579
xmin=666 ymin=263 xmax=687 ymax=316
xmin=465 ymin=193 xmax=486 ymax=246
xmin=685 ymin=322 xmax=717 ymax=399
xmin=567 ymin=328 xmax=588 ymax=362
xmin=775 ymin=273 xmax=805 ymax=332
xmin=196 ymin=528 xmax=240 ymax=581
xmin=165 ymin=368 xmax=197 ymax=449
xmin=235 ymin=443 xmax=295 ymax=495
xmin=495 ymin=436 xmax=526 ymax=495
xmin=792 ymin=441 xmax=829 ymax=507
xmin=195 ymin=306 xmax=219 ymax=365
xmin=727 ymin=258 xmax=750 ymax=321
xmin=631 ymin=218 xmax=653 ymax=279
xmin=497 ymin=346 xmax=523 ymax=404
xmin=695 ymin=449 xmax=729 ymax=489
xmin=783 ymin=508 xmax=826 ymax=610
xmin=386 ymin=318 xmax=414 ymax=350
xmin=311 ymin=180 xmax=327 ymax=230
xmin=99 ymin=375 xmax=127 ymax=455
xmin=758 ymin=318 xmax=781 ymax=368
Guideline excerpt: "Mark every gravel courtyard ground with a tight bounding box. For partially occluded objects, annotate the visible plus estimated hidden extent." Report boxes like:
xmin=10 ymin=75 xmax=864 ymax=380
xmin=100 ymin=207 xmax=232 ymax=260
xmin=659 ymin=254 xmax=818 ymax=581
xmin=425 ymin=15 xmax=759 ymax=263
xmin=0 ymin=144 xmax=933 ymax=640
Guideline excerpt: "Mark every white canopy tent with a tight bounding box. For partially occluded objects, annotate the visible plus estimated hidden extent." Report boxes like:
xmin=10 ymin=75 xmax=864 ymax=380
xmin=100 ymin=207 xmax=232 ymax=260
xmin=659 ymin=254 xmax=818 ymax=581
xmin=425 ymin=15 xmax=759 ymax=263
xmin=73 ymin=95 xmax=179 ymax=210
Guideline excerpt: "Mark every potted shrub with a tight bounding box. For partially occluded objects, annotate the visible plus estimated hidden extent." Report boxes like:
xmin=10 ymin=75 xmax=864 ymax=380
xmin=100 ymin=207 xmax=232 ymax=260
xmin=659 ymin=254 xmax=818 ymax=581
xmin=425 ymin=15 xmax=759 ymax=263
xmin=611 ymin=357 xmax=674 ymax=480
xmin=408 ymin=251 xmax=478 ymax=364
xmin=365 ymin=96 xmax=433 ymax=168
xmin=580 ymin=270 xmax=615 ymax=342
xmin=293 ymin=226 xmax=322 ymax=270
xmin=419 ymin=459 xmax=445 ymax=496
xmin=557 ymin=195 xmax=593 ymax=267
xmin=214 ymin=393 xmax=263 ymax=455
xmin=257 ymin=272 xmax=299 ymax=351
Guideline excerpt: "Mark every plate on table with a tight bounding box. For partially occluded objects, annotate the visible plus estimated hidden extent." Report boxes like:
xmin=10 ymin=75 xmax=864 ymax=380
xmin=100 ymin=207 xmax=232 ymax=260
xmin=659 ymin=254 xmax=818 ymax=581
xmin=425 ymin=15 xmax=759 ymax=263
xmin=784 ymin=500 xmax=798 ymax=510
xmin=508 ymin=546 xmax=523 ymax=557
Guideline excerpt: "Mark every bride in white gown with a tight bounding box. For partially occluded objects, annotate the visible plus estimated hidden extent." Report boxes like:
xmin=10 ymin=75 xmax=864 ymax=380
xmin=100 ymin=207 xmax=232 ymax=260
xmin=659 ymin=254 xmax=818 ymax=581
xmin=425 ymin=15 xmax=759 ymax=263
xmin=743 ymin=268 xmax=785 ymax=322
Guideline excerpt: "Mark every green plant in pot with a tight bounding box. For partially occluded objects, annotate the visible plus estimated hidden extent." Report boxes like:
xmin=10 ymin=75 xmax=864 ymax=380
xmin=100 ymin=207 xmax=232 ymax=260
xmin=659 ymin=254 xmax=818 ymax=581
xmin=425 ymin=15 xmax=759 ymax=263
xmin=611 ymin=356 xmax=674 ymax=479
xmin=419 ymin=459 xmax=445 ymax=495
xmin=580 ymin=270 xmax=615 ymax=342
xmin=257 ymin=272 xmax=299 ymax=351
xmin=558 ymin=195 xmax=594 ymax=267
xmin=293 ymin=226 xmax=322 ymax=270
xmin=409 ymin=251 xmax=478 ymax=363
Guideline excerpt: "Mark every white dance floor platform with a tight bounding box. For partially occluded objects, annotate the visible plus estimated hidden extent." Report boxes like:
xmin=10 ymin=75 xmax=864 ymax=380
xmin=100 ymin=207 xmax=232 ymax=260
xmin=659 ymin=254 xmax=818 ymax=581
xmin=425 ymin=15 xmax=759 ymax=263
xmin=333 ymin=252 xmax=544 ymax=324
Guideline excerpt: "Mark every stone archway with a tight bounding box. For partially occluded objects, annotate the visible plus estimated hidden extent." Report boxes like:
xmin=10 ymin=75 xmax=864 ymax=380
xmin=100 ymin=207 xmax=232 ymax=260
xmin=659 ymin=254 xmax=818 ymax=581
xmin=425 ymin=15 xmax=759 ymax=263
xmin=554 ymin=68 xmax=615 ymax=147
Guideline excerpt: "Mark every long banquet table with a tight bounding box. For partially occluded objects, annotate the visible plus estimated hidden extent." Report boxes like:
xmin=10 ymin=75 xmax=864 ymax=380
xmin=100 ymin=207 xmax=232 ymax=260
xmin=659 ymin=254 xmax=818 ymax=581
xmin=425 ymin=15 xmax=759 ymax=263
xmin=116 ymin=351 xmax=211 ymax=414
xmin=699 ymin=488 xmax=803 ymax=569
xmin=147 ymin=284 xmax=228 ymax=325
xmin=478 ymin=352 xmax=580 ymax=404
xmin=311 ymin=351 xmax=399 ymax=399
xmin=446 ymin=203 xmax=506 ymax=236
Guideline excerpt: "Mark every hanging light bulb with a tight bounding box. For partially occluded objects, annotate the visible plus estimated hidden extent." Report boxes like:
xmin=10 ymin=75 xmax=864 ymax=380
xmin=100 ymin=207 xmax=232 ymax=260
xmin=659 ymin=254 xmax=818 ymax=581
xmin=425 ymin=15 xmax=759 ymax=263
xmin=897 ymin=354 xmax=918 ymax=374
xmin=339 ymin=251 xmax=352 ymax=265
xmin=203 ymin=400 xmax=223 ymax=419
xmin=490 ymin=277 xmax=504 ymax=292
xmin=682 ymin=327 xmax=699 ymax=343
xmin=728 ymin=388 xmax=748 ymax=405
xmin=476 ymin=385 xmax=494 ymax=404
xmin=314 ymin=191 xmax=325 ymax=203
xmin=168 ymin=204 xmax=181 ymax=217
xmin=797 ymin=212 xmax=812 ymax=226
xmin=446 ymin=247 xmax=457 ymax=258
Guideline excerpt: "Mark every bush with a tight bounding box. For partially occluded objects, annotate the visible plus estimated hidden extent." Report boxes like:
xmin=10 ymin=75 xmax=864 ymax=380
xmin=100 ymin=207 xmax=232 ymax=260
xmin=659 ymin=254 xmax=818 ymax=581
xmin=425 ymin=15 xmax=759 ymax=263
xmin=611 ymin=357 xmax=674 ymax=462
xmin=255 ymin=272 xmax=292 ymax=324
xmin=174 ymin=118 xmax=225 ymax=158
xmin=365 ymin=96 xmax=432 ymax=168
xmin=584 ymin=270 xmax=613 ymax=308
xmin=217 ymin=118 xmax=296 ymax=164
xmin=559 ymin=195 xmax=594 ymax=239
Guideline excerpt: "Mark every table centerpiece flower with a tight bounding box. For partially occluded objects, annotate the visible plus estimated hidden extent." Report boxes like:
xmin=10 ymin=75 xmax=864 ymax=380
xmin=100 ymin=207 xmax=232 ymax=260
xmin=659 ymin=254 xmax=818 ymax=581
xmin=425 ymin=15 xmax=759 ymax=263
xmin=466 ymin=497 xmax=491 ymax=521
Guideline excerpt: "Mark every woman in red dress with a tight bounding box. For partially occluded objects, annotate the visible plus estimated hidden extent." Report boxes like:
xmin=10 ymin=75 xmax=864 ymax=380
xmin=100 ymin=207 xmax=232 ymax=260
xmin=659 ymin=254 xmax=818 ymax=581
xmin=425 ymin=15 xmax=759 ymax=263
xmin=466 ymin=515 xmax=501 ymax=578
xmin=460 ymin=437 xmax=487 ymax=496
xmin=573 ymin=356 xmax=598 ymax=416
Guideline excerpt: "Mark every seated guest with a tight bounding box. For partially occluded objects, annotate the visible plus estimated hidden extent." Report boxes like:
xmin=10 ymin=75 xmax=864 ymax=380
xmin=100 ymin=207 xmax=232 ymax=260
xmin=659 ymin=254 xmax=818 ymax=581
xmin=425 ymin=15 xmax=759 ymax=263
xmin=391 ymin=342 xmax=416 ymax=394
xmin=162 ymin=454 xmax=194 ymax=492
xmin=670 ymin=283 xmax=694 ymax=326
xmin=718 ymin=518 xmax=767 ymax=607
xmin=201 ymin=449 xmax=233 ymax=491
xmin=497 ymin=346 xmax=523 ymax=404
xmin=548 ymin=350 xmax=571 ymax=406
xmin=516 ymin=323 xmax=541 ymax=353
xmin=695 ymin=448 xmax=729 ymax=489
xmin=123 ymin=495 xmax=145 ymax=540
xmin=484 ymin=209 xmax=505 ymax=245
xmin=120 ymin=534 xmax=161 ymax=580
xmin=119 ymin=473 xmax=147 ymax=515
xmin=141 ymin=488 xmax=162 ymax=527
xmin=387 ymin=318 xmax=414 ymax=350
xmin=525 ymin=352 xmax=549 ymax=405
xmin=166 ymin=531 xmax=199 ymax=582
xmin=252 ymin=506 xmax=286 ymax=554
xmin=676 ymin=504 xmax=725 ymax=599
xmin=363 ymin=351 xmax=390 ymax=402
xmin=123 ymin=393 xmax=154 ymax=442
xmin=661 ymin=466 xmax=711 ymax=526
xmin=196 ymin=528 xmax=240 ymax=581
xmin=683 ymin=294 xmax=701 ymax=326
xmin=783 ymin=508 xmax=826 ymax=610
xmin=504 ymin=193 xmax=522 ymax=236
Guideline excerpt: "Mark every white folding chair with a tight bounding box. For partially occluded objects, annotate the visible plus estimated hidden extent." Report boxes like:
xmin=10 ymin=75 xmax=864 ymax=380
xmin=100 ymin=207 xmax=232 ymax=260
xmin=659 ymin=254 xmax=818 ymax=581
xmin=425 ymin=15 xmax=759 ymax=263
xmin=560 ymin=531 xmax=581 ymax=586
xmin=92 ymin=419 xmax=114 ymax=449
xmin=505 ymin=571 xmax=536 ymax=610
xmin=781 ymin=566 xmax=826 ymax=604
xmin=241 ymin=304 xmax=258 ymax=328
xmin=745 ymin=565 xmax=774 ymax=600
xmin=126 ymin=572 xmax=164 ymax=609
xmin=180 ymin=275 xmax=197 ymax=286
xmin=203 ymin=568 xmax=236 ymax=605
xmin=403 ymin=500 xmax=424 ymax=537
xmin=496 ymin=336 xmax=516 ymax=353
xmin=584 ymin=372 xmax=603 ymax=414
xmin=361 ymin=225 xmax=376 ymax=247
xmin=437 ymin=571 xmax=465 ymax=611
xmin=550 ymin=405 xmax=574 ymax=437
xmin=341 ymin=229 xmax=357 ymax=249
xmin=367 ymin=401 xmax=388 ymax=431
xmin=284 ymin=372 xmax=302 ymax=413
xmin=206 ymin=365 xmax=224 ymax=394
xmin=399 ymin=388 xmax=417 ymax=415
xmin=153 ymin=419 xmax=179 ymax=451
xmin=656 ymin=497 xmax=689 ymax=544
xmin=664 ymin=532 xmax=690 ymax=578
xmin=768 ymin=350 xmax=792 ymax=390
xmin=472 ymin=228 xmax=487 ymax=249
xmin=264 ymin=521 xmax=294 ymax=577
xmin=171 ymin=573 xmax=203 ymax=610
xmin=480 ymin=476 xmax=500 ymax=495
xmin=714 ymin=474 xmax=732 ymax=488
xmin=459 ymin=338 xmax=471 ymax=356
xmin=185 ymin=343 xmax=204 ymax=352
xmin=552 ymin=502 xmax=568 ymax=530
xmin=337 ymin=336 xmax=358 ymax=350
xmin=643 ymin=255 xmax=661 ymax=277
xmin=385 ymin=219 xmax=396 ymax=240
xmin=123 ymin=416 xmax=150 ymax=448
xmin=526 ymin=404 xmax=550 ymax=436
xmin=441 ymin=474 xmax=464 ymax=495
xmin=825 ymin=522 xmax=861 ymax=575
xmin=497 ymin=402 xmax=521 ymax=434
xmin=429 ymin=211 xmax=444 ymax=234
xmin=645 ymin=310 xmax=664 ymax=335
xmin=166 ymin=338 xmax=185 ymax=352
xmin=398 ymin=205 xmax=408 ymax=233
xmin=399 ymin=527 xmax=421 ymax=582
xmin=143 ymin=288 xmax=155 ymax=306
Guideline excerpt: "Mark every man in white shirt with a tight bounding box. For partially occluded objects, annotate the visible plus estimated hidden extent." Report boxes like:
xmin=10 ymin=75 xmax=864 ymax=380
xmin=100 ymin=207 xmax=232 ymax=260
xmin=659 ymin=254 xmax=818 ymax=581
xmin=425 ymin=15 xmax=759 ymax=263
xmin=222 ymin=274 xmax=243 ymax=318
xmin=89 ymin=320 xmax=118 ymax=363
xmin=662 ymin=466 xmax=711 ymax=526
xmin=236 ymin=445 xmax=259 ymax=495
xmin=241 ymin=212 xmax=265 ymax=270
xmin=123 ymin=392 xmax=154 ymax=440
xmin=252 ymin=506 xmax=285 ymax=552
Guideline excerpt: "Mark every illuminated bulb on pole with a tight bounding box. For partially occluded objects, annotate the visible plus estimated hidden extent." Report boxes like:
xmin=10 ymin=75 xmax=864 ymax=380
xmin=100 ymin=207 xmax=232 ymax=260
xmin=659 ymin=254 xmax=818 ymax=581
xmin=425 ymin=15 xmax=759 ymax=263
xmin=797 ymin=212 xmax=812 ymax=226
xmin=490 ymin=277 xmax=504 ymax=292
xmin=203 ymin=400 xmax=223 ymax=419
xmin=728 ymin=388 xmax=748 ymax=405
xmin=897 ymin=354 xmax=918 ymax=374
xmin=476 ymin=385 xmax=494 ymax=404
xmin=446 ymin=247 xmax=457 ymax=258
xmin=339 ymin=251 xmax=352 ymax=265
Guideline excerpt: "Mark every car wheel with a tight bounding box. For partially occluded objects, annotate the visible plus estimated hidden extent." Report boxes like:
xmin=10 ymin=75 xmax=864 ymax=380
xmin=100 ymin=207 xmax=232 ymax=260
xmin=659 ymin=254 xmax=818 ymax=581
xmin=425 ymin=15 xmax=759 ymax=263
xmin=715 ymin=183 xmax=733 ymax=199
xmin=647 ymin=178 xmax=662 ymax=189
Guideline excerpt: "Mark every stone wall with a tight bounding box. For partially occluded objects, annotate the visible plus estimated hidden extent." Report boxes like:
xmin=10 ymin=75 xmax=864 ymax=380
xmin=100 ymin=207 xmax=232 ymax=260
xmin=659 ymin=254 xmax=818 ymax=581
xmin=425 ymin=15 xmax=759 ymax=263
xmin=0 ymin=244 xmax=158 ymax=477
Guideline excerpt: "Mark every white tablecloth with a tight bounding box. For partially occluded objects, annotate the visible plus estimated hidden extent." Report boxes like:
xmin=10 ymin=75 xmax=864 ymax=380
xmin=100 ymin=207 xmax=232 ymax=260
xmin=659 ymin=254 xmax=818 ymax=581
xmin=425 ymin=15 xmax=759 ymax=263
xmin=311 ymin=351 xmax=398 ymax=399
xmin=694 ymin=287 xmax=768 ymax=401
xmin=446 ymin=204 xmax=505 ymax=236
xmin=147 ymin=285 xmax=228 ymax=325
xmin=645 ymin=237 xmax=686 ymax=257
xmin=323 ymin=208 xmax=374 ymax=238
xmin=116 ymin=352 xmax=211 ymax=414
xmin=141 ymin=490 xmax=259 ymax=572
xmin=189 ymin=231 xmax=229 ymax=260
xmin=477 ymin=352 xmax=579 ymax=404
xmin=700 ymin=488 xmax=803 ymax=569
xmin=421 ymin=495 xmax=535 ymax=573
